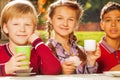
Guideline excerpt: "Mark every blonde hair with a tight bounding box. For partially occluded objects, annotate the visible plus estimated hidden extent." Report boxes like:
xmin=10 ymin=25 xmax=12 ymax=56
xmin=48 ymin=0 xmax=83 ymax=21
xmin=47 ymin=0 xmax=86 ymax=65
xmin=0 ymin=0 xmax=38 ymax=36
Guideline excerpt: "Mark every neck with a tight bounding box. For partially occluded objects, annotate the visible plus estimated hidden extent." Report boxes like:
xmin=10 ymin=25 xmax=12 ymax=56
xmin=54 ymin=34 xmax=69 ymax=45
xmin=54 ymin=34 xmax=70 ymax=54
xmin=9 ymin=41 xmax=28 ymax=55
xmin=9 ymin=42 xmax=17 ymax=55
xmin=105 ymin=36 xmax=120 ymax=50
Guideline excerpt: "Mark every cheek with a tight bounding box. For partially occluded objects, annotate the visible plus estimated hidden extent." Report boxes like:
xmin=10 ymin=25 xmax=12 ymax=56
xmin=27 ymin=26 xmax=35 ymax=32
xmin=9 ymin=28 xmax=17 ymax=34
xmin=70 ymin=24 xmax=76 ymax=30
xmin=53 ymin=21 xmax=60 ymax=26
xmin=28 ymin=30 xmax=34 ymax=35
xmin=71 ymin=27 xmax=75 ymax=32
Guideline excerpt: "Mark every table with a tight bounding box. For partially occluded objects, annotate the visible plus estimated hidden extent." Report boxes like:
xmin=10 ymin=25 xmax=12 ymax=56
xmin=0 ymin=74 xmax=120 ymax=80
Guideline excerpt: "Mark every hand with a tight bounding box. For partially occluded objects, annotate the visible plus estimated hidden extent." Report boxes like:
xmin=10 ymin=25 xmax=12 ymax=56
xmin=5 ymin=53 xmax=30 ymax=74
xmin=61 ymin=61 xmax=76 ymax=74
xmin=87 ymin=44 xmax=101 ymax=66
xmin=110 ymin=64 xmax=120 ymax=71
xmin=28 ymin=30 xmax=40 ymax=44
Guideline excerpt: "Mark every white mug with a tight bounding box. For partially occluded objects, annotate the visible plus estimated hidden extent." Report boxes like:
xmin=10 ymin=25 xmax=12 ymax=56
xmin=84 ymin=39 xmax=96 ymax=51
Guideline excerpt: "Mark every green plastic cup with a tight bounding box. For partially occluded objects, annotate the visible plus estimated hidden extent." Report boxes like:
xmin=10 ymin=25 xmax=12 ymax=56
xmin=15 ymin=46 xmax=31 ymax=69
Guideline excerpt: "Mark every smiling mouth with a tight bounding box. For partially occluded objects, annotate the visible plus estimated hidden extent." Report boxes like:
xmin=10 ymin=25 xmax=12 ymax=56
xmin=17 ymin=35 xmax=27 ymax=37
xmin=110 ymin=30 xmax=118 ymax=34
xmin=61 ymin=28 xmax=69 ymax=30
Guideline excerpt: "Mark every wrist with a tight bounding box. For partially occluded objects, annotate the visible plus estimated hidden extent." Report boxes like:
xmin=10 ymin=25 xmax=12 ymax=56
xmin=5 ymin=62 xmax=10 ymax=74
xmin=29 ymin=34 xmax=39 ymax=43
xmin=87 ymin=60 xmax=96 ymax=67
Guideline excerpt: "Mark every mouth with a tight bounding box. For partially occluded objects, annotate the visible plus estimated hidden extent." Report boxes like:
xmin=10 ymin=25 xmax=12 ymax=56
xmin=17 ymin=35 xmax=27 ymax=37
xmin=60 ymin=28 xmax=69 ymax=31
xmin=110 ymin=30 xmax=118 ymax=34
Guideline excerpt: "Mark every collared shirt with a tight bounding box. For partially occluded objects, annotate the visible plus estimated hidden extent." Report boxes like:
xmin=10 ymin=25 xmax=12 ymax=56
xmin=97 ymin=37 xmax=120 ymax=73
xmin=100 ymin=37 xmax=120 ymax=54
xmin=48 ymin=39 xmax=82 ymax=63
xmin=48 ymin=39 xmax=97 ymax=74
xmin=0 ymin=38 xmax=61 ymax=76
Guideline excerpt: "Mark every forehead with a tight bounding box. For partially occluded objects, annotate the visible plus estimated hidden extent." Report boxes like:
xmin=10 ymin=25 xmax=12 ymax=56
xmin=103 ymin=10 xmax=120 ymax=18
xmin=8 ymin=12 xmax=36 ymax=21
xmin=9 ymin=16 xmax=32 ymax=21
xmin=54 ymin=6 xmax=76 ymax=16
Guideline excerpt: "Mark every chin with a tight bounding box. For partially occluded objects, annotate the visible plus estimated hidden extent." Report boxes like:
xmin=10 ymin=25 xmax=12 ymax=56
xmin=17 ymin=42 xmax=28 ymax=46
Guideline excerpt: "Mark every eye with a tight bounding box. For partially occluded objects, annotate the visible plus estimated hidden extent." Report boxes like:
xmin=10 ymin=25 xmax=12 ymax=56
xmin=25 ymin=23 xmax=32 ymax=26
xmin=104 ymin=19 xmax=111 ymax=22
xmin=13 ymin=23 xmax=19 ymax=25
xmin=69 ymin=18 xmax=74 ymax=21
xmin=117 ymin=19 xmax=120 ymax=22
xmin=57 ymin=17 xmax=63 ymax=20
xmin=26 ymin=24 xmax=30 ymax=26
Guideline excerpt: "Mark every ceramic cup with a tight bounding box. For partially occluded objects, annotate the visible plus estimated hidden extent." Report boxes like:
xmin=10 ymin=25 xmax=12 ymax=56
xmin=84 ymin=39 xmax=96 ymax=51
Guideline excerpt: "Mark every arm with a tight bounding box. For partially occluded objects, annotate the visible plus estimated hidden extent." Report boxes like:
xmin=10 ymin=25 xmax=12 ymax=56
xmin=83 ymin=44 xmax=101 ymax=73
xmin=76 ymin=44 xmax=100 ymax=74
xmin=61 ymin=61 xmax=76 ymax=74
xmin=0 ymin=64 xmax=7 ymax=76
xmin=110 ymin=64 xmax=120 ymax=71
xmin=29 ymin=33 xmax=61 ymax=75
xmin=0 ymin=52 xmax=28 ymax=76
xmin=76 ymin=61 xmax=98 ymax=74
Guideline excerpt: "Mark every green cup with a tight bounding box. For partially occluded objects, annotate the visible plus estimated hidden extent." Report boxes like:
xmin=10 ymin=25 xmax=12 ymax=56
xmin=15 ymin=46 xmax=31 ymax=69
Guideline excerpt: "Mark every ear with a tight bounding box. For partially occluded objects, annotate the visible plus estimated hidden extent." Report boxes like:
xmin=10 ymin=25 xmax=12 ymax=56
xmin=2 ymin=23 xmax=8 ymax=34
xmin=49 ymin=18 xmax=52 ymax=24
xmin=100 ymin=20 xmax=104 ymax=31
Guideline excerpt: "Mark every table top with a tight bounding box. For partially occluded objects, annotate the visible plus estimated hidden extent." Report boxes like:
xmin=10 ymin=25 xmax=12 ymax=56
xmin=0 ymin=74 xmax=120 ymax=80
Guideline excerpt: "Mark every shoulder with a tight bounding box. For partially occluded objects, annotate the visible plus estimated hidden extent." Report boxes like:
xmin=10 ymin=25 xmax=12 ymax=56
xmin=0 ymin=44 xmax=5 ymax=49
xmin=0 ymin=44 xmax=6 ymax=55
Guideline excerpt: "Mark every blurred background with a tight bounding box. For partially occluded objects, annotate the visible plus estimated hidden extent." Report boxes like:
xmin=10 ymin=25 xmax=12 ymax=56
xmin=0 ymin=0 xmax=120 ymax=46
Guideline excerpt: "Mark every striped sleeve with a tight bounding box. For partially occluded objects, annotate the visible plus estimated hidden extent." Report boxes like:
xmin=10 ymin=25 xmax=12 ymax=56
xmin=0 ymin=64 xmax=6 ymax=76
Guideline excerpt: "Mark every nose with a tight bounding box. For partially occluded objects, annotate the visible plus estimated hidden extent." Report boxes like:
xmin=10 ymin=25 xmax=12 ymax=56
xmin=111 ymin=21 xmax=116 ymax=27
xmin=63 ymin=19 xmax=68 ymax=27
xmin=19 ymin=24 xmax=25 ymax=32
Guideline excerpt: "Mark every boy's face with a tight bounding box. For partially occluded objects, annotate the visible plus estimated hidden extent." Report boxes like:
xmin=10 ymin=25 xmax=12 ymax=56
xmin=3 ymin=16 xmax=35 ymax=45
xmin=100 ymin=10 xmax=120 ymax=39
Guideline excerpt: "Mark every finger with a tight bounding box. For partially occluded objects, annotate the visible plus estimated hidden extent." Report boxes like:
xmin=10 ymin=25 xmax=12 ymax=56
xmin=16 ymin=56 xmax=28 ymax=62
xmin=34 ymin=30 xmax=40 ymax=36
xmin=95 ymin=47 xmax=101 ymax=56
xmin=66 ymin=65 xmax=76 ymax=70
xmin=64 ymin=68 xmax=75 ymax=74
xmin=64 ymin=61 xmax=74 ymax=65
xmin=15 ymin=52 xmax=26 ymax=57
xmin=16 ymin=61 xmax=30 ymax=67
xmin=16 ymin=66 xmax=30 ymax=71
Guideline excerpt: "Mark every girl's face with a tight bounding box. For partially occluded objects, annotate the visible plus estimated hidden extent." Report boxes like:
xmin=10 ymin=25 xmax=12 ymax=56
xmin=100 ymin=10 xmax=120 ymax=39
xmin=50 ymin=6 xmax=78 ymax=38
xmin=3 ymin=16 xmax=35 ymax=46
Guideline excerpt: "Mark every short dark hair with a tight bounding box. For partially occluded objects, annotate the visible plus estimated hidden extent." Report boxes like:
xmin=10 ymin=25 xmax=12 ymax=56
xmin=100 ymin=1 xmax=120 ymax=19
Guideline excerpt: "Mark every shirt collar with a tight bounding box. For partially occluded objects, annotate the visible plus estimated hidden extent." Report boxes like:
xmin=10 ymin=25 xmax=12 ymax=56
xmin=48 ymin=38 xmax=78 ymax=56
xmin=48 ymin=38 xmax=77 ymax=48
xmin=100 ymin=37 xmax=120 ymax=53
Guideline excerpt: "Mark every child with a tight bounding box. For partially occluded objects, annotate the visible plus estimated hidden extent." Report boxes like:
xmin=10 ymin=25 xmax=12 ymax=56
xmin=0 ymin=0 xmax=61 ymax=76
xmin=46 ymin=0 xmax=101 ymax=74
xmin=97 ymin=1 xmax=120 ymax=73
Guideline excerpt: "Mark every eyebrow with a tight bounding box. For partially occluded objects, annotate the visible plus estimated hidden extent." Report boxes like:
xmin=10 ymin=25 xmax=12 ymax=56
xmin=57 ymin=15 xmax=76 ymax=19
xmin=104 ymin=16 xmax=120 ymax=18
